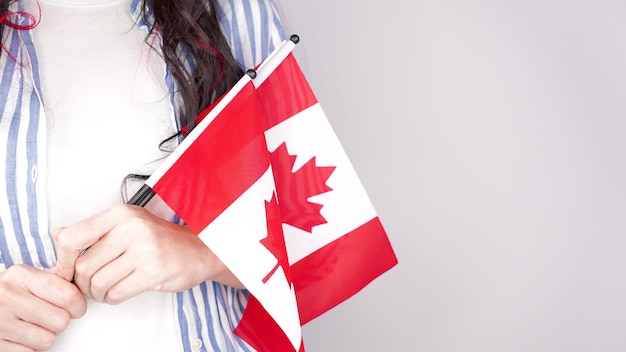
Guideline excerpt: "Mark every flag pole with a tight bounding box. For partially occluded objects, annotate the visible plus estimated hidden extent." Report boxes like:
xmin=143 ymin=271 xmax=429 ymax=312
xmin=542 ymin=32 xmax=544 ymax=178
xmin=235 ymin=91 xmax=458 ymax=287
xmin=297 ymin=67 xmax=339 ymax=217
xmin=127 ymin=184 xmax=155 ymax=206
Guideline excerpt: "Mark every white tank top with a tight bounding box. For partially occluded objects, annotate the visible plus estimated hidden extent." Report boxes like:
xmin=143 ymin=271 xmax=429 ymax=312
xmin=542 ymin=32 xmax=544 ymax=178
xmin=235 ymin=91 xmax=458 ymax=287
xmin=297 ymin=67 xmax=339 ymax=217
xmin=29 ymin=0 xmax=181 ymax=350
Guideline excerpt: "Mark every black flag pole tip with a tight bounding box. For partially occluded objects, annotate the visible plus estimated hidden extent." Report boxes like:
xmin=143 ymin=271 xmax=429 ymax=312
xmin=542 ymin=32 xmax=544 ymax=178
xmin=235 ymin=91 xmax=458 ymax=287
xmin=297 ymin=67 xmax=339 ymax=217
xmin=127 ymin=184 xmax=156 ymax=207
xmin=246 ymin=69 xmax=257 ymax=79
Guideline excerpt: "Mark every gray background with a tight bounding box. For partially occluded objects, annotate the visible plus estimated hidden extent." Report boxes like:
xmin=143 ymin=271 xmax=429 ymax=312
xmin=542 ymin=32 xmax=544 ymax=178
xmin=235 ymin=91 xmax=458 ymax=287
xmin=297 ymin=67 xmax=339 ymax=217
xmin=280 ymin=1 xmax=626 ymax=351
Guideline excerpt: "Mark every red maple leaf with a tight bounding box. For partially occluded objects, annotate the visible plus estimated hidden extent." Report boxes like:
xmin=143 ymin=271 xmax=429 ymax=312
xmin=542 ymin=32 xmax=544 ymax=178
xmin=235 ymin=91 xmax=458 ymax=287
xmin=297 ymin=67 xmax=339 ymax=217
xmin=260 ymin=192 xmax=292 ymax=286
xmin=269 ymin=142 xmax=336 ymax=233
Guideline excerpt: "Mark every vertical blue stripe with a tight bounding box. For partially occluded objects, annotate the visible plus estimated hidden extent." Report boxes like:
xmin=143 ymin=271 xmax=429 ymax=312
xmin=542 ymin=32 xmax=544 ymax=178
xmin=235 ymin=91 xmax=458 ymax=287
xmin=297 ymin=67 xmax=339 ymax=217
xmin=130 ymin=0 xmax=152 ymax=29
xmin=241 ymin=0 xmax=257 ymax=65
xmin=207 ymin=281 xmax=236 ymax=352
xmin=198 ymin=282 xmax=223 ymax=351
xmin=177 ymin=292 xmax=193 ymax=352
xmin=233 ymin=291 xmax=253 ymax=352
xmin=239 ymin=289 xmax=249 ymax=313
xmin=227 ymin=0 xmax=245 ymax=68
xmin=217 ymin=3 xmax=242 ymax=70
xmin=213 ymin=1 xmax=232 ymax=50
xmin=0 ymin=219 xmax=8 ymax=268
xmin=188 ymin=288 xmax=210 ymax=352
xmin=222 ymin=284 xmax=253 ymax=352
xmin=0 ymin=38 xmax=19 ymax=114
xmin=6 ymin=60 xmax=33 ymax=266
xmin=256 ymin=0 xmax=269 ymax=59
xmin=164 ymin=66 xmax=184 ymax=135
xmin=272 ymin=15 xmax=286 ymax=50
xmin=221 ymin=287 xmax=252 ymax=352
xmin=235 ymin=335 xmax=253 ymax=351
xmin=230 ymin=288 xmax=246 ymax=326
xmin=129 ymin=0 xmax=141 ymax=20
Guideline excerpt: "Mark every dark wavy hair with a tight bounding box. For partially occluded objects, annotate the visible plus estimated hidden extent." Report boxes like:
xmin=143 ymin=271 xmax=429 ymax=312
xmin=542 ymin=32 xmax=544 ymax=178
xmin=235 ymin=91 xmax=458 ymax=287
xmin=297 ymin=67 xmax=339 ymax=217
xmin=0 ymin=0 xmax=243 ymax=132
xmin=142 ymin=0 xmax=243 ymax=131
xmin=1 ymin=0 xmax=244 ymax=199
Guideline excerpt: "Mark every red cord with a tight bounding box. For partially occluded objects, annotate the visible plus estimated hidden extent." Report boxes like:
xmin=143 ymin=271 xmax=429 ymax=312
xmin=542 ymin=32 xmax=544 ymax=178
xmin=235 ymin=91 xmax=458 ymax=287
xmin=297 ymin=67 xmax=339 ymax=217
xmin=0 ymin=0 xmax=41 ymax=65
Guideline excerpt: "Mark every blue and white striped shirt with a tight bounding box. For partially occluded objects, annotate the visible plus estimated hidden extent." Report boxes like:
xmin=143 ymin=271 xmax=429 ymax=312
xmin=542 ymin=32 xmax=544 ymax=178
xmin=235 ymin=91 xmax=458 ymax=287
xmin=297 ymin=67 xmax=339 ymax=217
xmin=0 ymin=0 xmax=286 ymax=350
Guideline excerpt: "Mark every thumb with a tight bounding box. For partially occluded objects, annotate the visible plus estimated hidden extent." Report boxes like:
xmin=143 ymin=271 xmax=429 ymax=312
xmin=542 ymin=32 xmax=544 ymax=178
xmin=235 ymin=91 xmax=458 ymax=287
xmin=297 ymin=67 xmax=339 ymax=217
xmin=51 ymin=227 xmax=81 ymax=282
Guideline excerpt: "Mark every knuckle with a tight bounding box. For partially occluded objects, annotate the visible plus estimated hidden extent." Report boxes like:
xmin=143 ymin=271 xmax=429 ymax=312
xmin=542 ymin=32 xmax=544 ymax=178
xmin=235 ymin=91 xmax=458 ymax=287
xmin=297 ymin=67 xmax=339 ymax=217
xmin=3 ymin=264 xmax=28 ymax=280
xmin=73 ymin=297 xmax=87 ymax=318
xmin=24 ymin=328 xmax=57 ymax=351
xmin=111 ymin=204 xmax=137 ymax=218
xmin=89 ymin=278 xmax=107 ymax=298
xmin=37 ymin=331 xmax=57 ymax=351
xmin=150 ymin=258 xmax=166 ymax=276
xmin=140 ymin=239 xmax=159 ymax=257
xmin=145 ymin=265 xmax=163 ymax=284
xmin=49 ymin=310 xmax=71 ymax=333
xmin=67 ymin=286 xmax=84 ymax=304
xmin=116 ymin=215 xmax=149 ymax=237
xmin=73 ymin=259 xmax=88 ymax=278
xmin=0 ymin=265 xmax=36 ymax=294
xmin=57 ymin=285 xmax=82 ymax=308
xmin=105 ymin=289 xmax=124 ymax=305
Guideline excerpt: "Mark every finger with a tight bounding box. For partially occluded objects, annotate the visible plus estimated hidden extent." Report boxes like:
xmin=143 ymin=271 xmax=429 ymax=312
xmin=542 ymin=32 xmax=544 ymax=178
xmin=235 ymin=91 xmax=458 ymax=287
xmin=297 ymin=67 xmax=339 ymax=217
xmin=0 ymin=339 xmax=35 ymax=352
xmin=11 ymin=289 xmax=71 ymax=334
xmin=50 ymin=227 xmax=76 ymax=281
xmin=76 ymin=252 xmax=134 ymax=302
xmin=103 ymin=269 xmax=151 ymax=305
xmin=21 ymin=268 xmax=87 ymax=319
xmin=54 ymin=208 xmax=122 ymax=281
xmin=54 ymin=229 xmax=87 ymax=282
xmin=0 ymin=318 xmax=56 ymax=352
xmin=73 ymin=237 xmax=126 ymax=300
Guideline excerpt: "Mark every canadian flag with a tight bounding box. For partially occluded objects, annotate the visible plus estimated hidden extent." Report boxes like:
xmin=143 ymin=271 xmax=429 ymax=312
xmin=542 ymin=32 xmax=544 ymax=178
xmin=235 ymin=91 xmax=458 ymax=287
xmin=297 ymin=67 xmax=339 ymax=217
xmin=135 ymin=36 xmax=398 ymax=351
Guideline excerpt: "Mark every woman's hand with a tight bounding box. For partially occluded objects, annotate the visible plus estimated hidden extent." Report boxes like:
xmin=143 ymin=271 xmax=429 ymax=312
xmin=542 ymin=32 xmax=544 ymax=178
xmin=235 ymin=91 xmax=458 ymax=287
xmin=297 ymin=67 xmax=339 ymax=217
xmin=53 ymin=204 xmax=242 ymax=305
xmin=0 ymin=264 xmax=87 ymax=352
